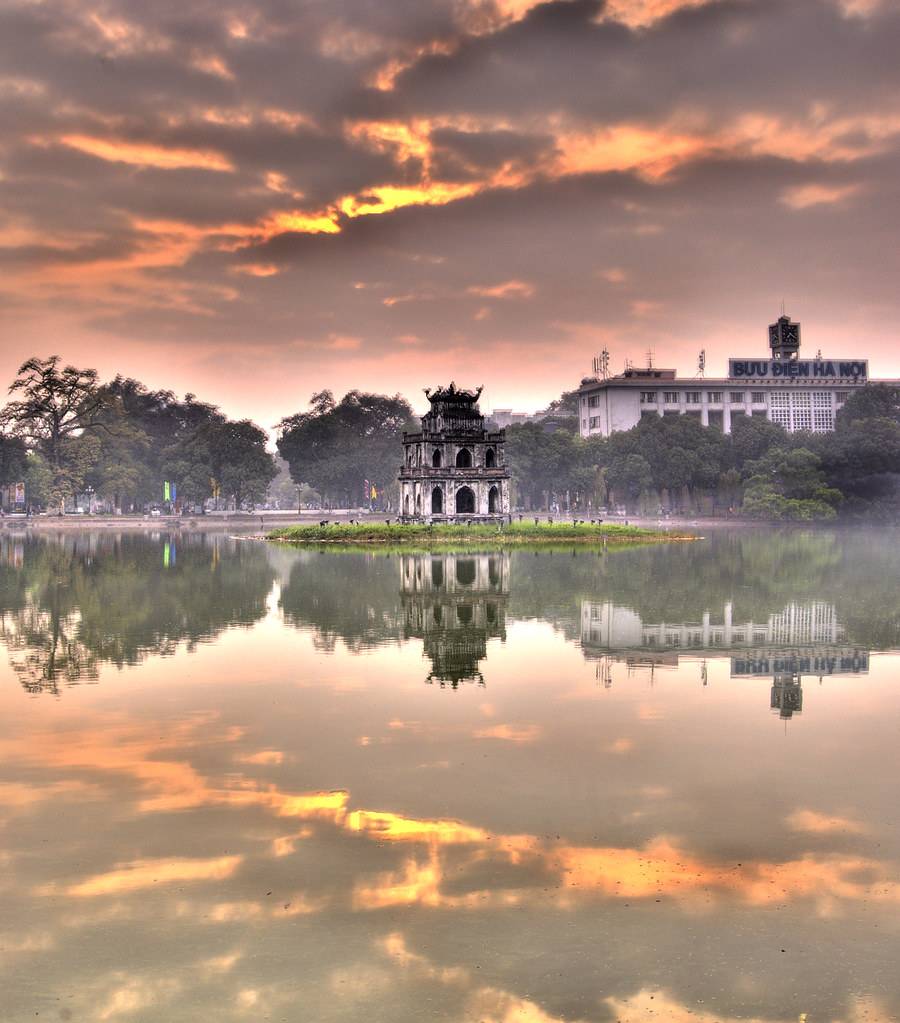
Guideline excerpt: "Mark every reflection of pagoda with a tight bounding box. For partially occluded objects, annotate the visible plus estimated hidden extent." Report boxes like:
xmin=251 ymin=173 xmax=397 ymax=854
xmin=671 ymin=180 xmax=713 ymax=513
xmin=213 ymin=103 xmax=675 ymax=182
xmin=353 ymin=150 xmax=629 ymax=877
xmin=579 ymin=598 xmax=868 ymax=718
xmin=401 ymin=554 xmax=508 ymax=687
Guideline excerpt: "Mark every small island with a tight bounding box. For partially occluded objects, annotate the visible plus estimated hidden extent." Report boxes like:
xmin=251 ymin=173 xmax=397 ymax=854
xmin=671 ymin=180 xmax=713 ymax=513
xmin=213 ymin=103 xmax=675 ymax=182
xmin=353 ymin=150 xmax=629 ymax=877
xmin=266 ymin=520 xmax=691 ymax=547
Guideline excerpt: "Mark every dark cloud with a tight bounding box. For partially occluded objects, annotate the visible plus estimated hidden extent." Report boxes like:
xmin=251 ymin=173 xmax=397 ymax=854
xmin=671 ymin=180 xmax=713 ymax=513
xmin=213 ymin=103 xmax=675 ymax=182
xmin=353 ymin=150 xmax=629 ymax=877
xmin=0 ymin=0 xmax=898 ymax=427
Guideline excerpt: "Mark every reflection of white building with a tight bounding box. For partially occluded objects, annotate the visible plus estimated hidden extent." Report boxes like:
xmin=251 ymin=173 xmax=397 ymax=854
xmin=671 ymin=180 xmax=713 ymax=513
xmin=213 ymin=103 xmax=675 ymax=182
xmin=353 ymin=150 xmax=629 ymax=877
xmin=401 ymin=554 xmax=509 ymax=687
xmin=580 ymin=600 xmax=845 ymax=652
xmin=580 ymin=598 xmax=868 ymax=718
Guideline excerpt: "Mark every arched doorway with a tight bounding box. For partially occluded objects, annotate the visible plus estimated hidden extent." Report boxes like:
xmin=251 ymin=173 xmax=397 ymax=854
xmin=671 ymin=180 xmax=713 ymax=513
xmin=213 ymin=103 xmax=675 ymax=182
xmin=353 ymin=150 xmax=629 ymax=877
xmin=431 ymin=487 xmax=443 ymax=514
xmin=488 ymin=485 xmax=499 ymax=514
xmin=403 ymin=494 xmax=410 ymax=517
xmin=415 ymin=492 xmax=421 ymax=516
xmin=456 ymin=448 xmax=472 ymax=468
xmin=432 ymin=448 xmax=442 ymax=467
xmin=485 ymin=447 xmax=496 ymax=468
xmin=455 ymin=486 xmax=475 ymax=514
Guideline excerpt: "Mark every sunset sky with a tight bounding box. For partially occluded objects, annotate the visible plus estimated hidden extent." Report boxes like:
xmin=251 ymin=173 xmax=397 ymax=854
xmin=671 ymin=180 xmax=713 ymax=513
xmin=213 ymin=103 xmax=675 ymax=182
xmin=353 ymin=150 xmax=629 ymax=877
xmin=1 ymin=0 xmax=898 ymax=428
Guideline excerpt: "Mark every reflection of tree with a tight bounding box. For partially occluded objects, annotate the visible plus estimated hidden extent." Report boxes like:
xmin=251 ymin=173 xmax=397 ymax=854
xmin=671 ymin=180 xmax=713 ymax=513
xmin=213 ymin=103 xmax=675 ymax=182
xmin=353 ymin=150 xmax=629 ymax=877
xmin=279 ymin=551 xmax=405 ymax=652
xmin=506 ymin=531 xmax=900 ymax=651
xmin=401 ymin=554 xmax=509 ymax=687
xmin=0 ymin=533 xmax=275 ymax=693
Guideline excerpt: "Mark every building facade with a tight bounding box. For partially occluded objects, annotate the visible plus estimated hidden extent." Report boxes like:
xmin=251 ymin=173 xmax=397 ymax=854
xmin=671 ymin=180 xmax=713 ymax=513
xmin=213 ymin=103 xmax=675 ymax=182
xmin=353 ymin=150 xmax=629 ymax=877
xmin=578 ymin=313 xmax=897 ymax=439
xmin=399 ymin=383 xmax=511 ymax=521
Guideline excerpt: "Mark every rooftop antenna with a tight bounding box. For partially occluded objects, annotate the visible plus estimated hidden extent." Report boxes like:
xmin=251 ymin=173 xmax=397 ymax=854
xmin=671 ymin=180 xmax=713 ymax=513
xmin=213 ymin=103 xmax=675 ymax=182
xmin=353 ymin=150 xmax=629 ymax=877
xmin=781 ymin=297 xmax=786 ymax=317
xmin=646 ymin=349 xmax=654 ymax=369
xmin=591 ymin=349 xmax=610 ymax=380
xmin=697 ymin=349 xmax=706 ymax=378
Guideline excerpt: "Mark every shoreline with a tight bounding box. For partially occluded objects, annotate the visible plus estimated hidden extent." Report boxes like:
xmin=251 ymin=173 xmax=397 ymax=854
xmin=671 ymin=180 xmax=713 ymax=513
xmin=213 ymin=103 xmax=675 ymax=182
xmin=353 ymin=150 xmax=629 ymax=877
xmin=261 ymin=522 xmax=696 ymax=548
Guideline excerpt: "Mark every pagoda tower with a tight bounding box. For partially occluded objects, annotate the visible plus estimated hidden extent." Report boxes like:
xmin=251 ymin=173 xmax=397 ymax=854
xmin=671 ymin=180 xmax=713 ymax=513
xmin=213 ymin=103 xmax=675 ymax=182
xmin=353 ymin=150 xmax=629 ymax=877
xmin=399 ymin=382 xmax=510 ymax=522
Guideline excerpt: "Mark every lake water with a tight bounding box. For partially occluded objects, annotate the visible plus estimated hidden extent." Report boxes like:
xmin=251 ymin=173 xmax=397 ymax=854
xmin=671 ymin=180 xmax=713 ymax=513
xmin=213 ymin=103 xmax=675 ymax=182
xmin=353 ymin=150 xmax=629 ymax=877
xmin=1 ymin=528 xmax=899 ymax=1023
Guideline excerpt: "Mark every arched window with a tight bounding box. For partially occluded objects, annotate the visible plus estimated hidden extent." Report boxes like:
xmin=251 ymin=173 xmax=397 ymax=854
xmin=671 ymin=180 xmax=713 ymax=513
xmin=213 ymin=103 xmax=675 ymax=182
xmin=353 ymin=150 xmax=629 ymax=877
xmin=488 ymin=485 xmax=499 ymax=514
xmin=455 ymin=486 xmax=475 ymax=514
xmin=403 ymin=494 xmax=410 ymax=516
xmin=432 ymin=448 xmax=442 ymax=467
xmin=456 ymin=603 xmax=473 ymax=625
xmin=455 ymin=448 xmax=472 ymax=468
xmin=485 ymin=447 xmax=496 ymax=468
xmin=415 ymin=492 xmax=421 ymax=515
xmin=431 ymin=487 xmax=443 ymax=514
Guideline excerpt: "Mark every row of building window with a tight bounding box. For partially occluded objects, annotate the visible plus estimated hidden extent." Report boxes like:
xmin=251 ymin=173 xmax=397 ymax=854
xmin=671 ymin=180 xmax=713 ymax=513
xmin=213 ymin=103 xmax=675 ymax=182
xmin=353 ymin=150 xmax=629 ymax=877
xmin=640 ymin=390 xmax=770 ymax=405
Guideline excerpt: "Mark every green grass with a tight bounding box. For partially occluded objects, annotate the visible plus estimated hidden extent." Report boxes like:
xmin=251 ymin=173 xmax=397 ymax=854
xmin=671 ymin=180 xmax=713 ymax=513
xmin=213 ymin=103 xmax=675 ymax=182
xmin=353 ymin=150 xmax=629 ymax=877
xmin=266 ymin=520 xmax=690 ymax=547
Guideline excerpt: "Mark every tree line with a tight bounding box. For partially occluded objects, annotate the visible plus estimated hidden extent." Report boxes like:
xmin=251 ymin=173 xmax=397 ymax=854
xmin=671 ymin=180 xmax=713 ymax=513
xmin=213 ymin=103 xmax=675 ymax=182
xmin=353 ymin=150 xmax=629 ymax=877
xmin=504 ymin=385 xmax=900 ymax=520
xmin=0 ymin=356 xmax=278 ymax=513
xmin=1 ymin=354 xmax=897 ymax=519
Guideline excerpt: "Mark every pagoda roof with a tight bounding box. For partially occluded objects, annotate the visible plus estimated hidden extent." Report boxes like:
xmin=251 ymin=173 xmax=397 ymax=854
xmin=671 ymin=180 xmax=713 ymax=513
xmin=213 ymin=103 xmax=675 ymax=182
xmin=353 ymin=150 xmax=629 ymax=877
xmin=425 ymin=382 xmax=483 ymax=404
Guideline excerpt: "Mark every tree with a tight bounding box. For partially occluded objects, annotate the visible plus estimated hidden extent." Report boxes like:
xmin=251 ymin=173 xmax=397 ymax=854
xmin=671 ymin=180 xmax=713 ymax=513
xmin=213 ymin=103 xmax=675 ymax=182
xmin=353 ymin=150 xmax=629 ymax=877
xmin=837 ymin=384 xmax=900 ymax=426
xmin=606 ymin=453 xmax=654 ymax=509
xmin=742 ymin=447 xmax=841 ymax=520
xmin=204 ymin=419 xmax=277 ymax=507
xmin=0 ymin=434 xmax=28 ymax=492
xmin=277 ymin=390 xmax=415 ymax=507
xmin=0 ymin=357 xmax=110 ymax=511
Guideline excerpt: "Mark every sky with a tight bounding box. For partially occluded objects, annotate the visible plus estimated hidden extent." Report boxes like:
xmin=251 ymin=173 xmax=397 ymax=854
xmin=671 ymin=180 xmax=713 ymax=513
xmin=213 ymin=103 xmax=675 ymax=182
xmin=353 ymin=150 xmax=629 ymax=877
xmin=1 ymin=0 xmax=899 ymax=428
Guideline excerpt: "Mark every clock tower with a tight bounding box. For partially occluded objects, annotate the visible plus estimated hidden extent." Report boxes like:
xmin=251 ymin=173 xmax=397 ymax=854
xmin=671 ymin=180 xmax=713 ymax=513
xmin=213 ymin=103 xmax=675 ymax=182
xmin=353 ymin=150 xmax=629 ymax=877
xmin=768 ymin=312 xmax=801 ymax=362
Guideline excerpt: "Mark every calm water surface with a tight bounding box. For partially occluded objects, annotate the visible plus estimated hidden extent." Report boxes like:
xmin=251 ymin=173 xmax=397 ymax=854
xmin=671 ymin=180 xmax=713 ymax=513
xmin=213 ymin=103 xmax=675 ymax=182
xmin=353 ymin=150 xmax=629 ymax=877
xmin=1 ymin=528 xmax=899 ymax=1022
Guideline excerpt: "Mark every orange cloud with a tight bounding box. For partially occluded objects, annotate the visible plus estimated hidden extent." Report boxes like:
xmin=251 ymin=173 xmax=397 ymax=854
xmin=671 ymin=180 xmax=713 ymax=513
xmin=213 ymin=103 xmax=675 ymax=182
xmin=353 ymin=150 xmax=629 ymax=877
xmin=338 ymin=182 xmax=479 ymax=218
xmin=232 ymin=263 xmax=281 ymax=277
xmin=555 ymin=123 xmax=711 ymax=181
xmin=53 ymin=135 xmax=234 ymax=172
xmin=600 ymin=0 xmax=717 ymax=29
xmin=780 ymin=183 xmax=861 ymax=209
xmin=467 ymin=280 xmax=535 ymax=299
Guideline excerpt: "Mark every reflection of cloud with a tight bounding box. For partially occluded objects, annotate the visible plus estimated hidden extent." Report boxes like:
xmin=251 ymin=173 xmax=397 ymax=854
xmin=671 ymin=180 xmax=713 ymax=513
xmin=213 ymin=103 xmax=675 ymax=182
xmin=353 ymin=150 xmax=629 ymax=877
xmin=473 ymin=723 xmax=541 ymax=743
xmin=607 ymin=737 xmax=635 ymax=754
xmin=346 ymin=809 xmax=489 ymax=845
xmin=235 ymin=750 xmax=285 ymax=765
xmin=787 ymin=809 xmax=866 ymax=835
xmin=55 ymin=855 xmax=243 ymax=898
xmin=604 ymin=988 xmax=783 ymax=1023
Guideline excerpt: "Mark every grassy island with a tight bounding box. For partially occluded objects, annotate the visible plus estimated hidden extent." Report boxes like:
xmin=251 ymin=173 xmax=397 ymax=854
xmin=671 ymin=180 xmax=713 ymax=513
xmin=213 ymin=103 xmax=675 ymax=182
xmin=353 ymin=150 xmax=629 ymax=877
xmin=266 ymin=521 xmax=692 ymax=547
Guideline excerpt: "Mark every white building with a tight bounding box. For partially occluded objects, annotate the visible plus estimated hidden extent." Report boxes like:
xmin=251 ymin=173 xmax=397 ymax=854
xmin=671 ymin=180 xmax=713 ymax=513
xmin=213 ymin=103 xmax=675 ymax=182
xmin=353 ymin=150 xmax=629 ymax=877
xmin=578 ymin=314 xmax=897 ymax=438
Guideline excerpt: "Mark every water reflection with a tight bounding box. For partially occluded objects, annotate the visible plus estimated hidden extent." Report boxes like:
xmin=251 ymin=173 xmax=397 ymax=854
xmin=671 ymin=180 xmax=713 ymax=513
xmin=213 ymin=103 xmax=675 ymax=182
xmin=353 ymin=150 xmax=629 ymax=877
xmin=0 ymin=532 xmax=274 ymax=693
xmin=581 ymin=597 xmax=870 ymax=717
xmin=1 ymin=528 xmax=900 ymax=1021
xmin=401 ymin=554 xmax=508 ymax=687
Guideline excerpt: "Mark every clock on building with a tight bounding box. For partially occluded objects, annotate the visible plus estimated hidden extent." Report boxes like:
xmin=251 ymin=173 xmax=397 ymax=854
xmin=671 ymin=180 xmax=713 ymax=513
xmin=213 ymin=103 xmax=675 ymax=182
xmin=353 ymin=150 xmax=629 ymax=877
xmin=768 ymin=314 xmax=801 ymax=360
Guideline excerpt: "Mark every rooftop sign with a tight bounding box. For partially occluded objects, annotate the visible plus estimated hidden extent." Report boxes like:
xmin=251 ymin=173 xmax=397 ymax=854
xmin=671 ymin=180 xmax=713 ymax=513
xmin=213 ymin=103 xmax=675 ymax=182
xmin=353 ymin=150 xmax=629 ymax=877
xmin=728 ymin=359 xmax=868 ymax=380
